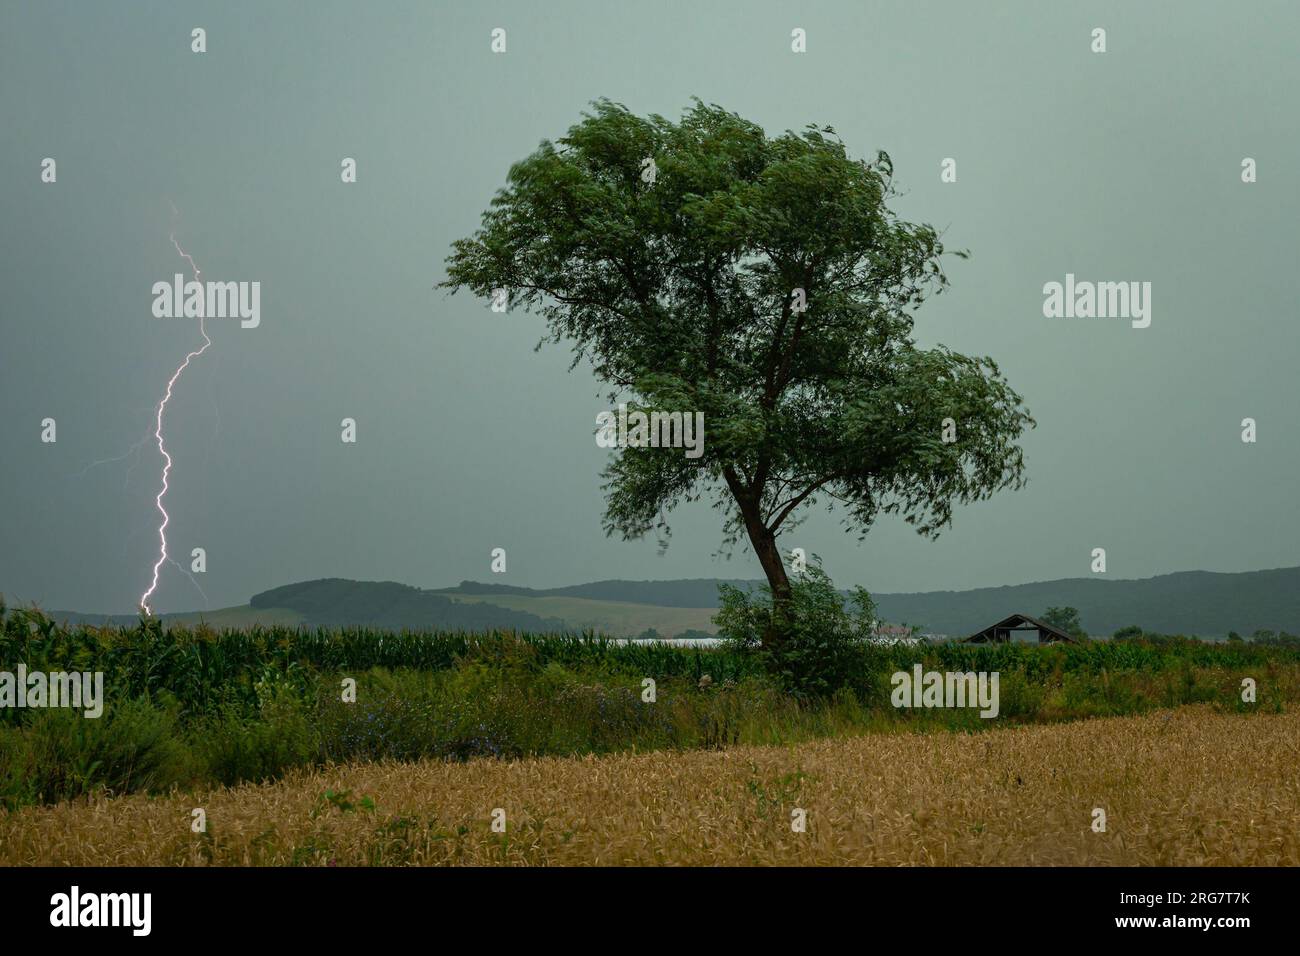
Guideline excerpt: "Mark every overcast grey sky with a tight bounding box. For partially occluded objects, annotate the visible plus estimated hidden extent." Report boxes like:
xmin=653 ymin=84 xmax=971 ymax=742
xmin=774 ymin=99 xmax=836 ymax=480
xmin=2 ymin=1 xmax=1297 ymax=614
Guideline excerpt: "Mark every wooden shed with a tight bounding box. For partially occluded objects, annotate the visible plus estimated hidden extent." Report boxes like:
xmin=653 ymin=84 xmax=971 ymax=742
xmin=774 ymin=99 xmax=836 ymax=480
xmin=963 ymin=612 xmax=1078 ymax=644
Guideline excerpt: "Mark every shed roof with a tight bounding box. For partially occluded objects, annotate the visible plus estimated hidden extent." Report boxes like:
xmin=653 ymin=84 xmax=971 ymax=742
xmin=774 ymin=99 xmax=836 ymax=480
xmin=963 ymin=612 xmax=1077 ymax=643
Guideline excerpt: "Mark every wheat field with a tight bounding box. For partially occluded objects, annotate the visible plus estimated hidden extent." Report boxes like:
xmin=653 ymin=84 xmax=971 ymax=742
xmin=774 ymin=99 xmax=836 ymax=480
xmin=2 ymin=707 xmax=1296 ymax=866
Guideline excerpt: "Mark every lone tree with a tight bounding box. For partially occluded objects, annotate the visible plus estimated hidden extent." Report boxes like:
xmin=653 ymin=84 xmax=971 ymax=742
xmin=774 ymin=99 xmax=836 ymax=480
xmin=1042 ymin=606 xmax=1087 ymax=640
xmin=443 ymin=100 xmax=1034 ymax=648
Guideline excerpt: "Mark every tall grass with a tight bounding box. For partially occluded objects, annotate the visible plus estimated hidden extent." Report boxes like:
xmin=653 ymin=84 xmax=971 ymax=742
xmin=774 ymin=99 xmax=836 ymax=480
xmin=5 ymin=709 xmax=1298 ymax=866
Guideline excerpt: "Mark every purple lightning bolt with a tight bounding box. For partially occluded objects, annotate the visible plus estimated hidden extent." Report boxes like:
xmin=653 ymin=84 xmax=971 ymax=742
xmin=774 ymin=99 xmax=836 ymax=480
xmin=140 ymin=208 xmax=212 ymax=615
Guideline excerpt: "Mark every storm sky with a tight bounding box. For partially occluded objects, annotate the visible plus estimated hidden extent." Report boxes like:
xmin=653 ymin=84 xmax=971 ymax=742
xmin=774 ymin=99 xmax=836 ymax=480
xmin=2 ymin=1 xmax=1297 ymax=613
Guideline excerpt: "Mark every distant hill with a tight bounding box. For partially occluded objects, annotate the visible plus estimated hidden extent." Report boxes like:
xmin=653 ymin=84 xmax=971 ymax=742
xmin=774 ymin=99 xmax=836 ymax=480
xmin=34 ymin=580 xmax=568 ymax=633
xmin=442 ymin=578 xmax=758 ymax=608
xmin=868 ymin=567 xmax=1300 ymax=637
xmin=38 ymin=605 xmax=306 ymax=629
xmin=441 ymin=591 xmax=718 ymax=637
xmin=22 ymin=565 xmax=1300 ymax=638
xmin=249 ymin=579 xmax=568 ymax=631
xmin=446 ymin=566 xmax=1300 ymax=638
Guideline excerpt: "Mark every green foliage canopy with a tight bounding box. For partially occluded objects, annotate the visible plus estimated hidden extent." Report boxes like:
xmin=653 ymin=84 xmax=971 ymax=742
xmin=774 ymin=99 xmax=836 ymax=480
xmin=443 ymin=100 xmax=1035 ymax=637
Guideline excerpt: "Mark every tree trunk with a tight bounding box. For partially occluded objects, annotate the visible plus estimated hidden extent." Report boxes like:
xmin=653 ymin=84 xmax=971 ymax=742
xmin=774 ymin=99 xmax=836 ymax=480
xmin=738 ymin=501 xmax=793 ymax=651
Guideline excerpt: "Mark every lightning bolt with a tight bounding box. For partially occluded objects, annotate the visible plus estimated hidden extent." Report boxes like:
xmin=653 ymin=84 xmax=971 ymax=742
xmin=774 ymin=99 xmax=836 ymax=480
xmin=140 ymin=206 xmax=212 ymax=615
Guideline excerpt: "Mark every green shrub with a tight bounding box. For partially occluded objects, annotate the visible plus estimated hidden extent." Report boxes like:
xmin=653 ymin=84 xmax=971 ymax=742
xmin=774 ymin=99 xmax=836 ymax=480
xmin=716 ymin=564 xmax=877 ymax=698
xmin=0 ymin=697 xmax=192 ymax=808
xmin=193 ymin=684 xmax=317 ymax=786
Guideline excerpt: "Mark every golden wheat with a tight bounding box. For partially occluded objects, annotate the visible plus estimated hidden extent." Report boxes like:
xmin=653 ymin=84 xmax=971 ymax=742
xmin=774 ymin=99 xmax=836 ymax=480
xmin=2 ymin=707 xmax=1296 ymax=866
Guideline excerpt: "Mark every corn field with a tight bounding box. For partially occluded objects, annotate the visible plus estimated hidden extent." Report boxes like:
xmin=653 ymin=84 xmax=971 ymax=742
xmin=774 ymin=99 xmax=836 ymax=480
xmin=4 ymin=602 xmax=1294 ymax=723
